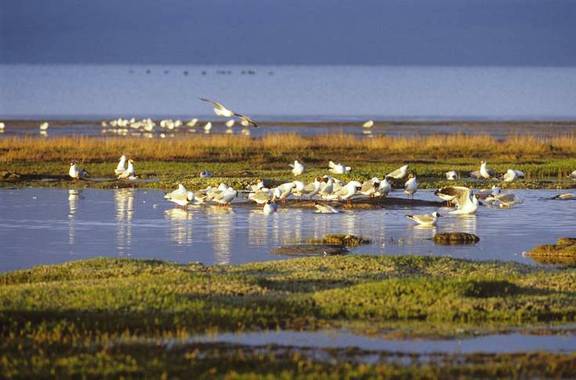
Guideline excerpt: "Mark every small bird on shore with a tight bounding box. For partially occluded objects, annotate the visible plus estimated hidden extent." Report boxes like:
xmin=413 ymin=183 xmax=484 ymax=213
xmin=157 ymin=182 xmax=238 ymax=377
xmin=69 ymin=162 xmax=88 ymax=179
xmin=115 ymin=155 xmax=127 ymax=175
xmin=203 ymin=122 xmax=212 ymax=133
xmin=568 ymin=170 xmax=576 ymax=180
xmin=386 ymin=164 xmax=408 ymax=180
xmin=117 ymin=159 xmax=136 ymax=180
xmin=362 ymin=120 xmax=374 ymax=129
xmin=186 ymin=118 xmax=198 ymax=128
xmin=290 ymin=160 xmax=304 ymax=176
xmin=263 ymin=200 xmax=278 ymax=215
xmin=225 ymin=119 xmax=235 ymax=128
xmin=328 ymin=161 xmax=351 ymax=174
xmin=249 ymin=189 xmax=272 ymax=205
xmin=406 ymin=211 xmax=440 ymax=226
xmin=0 ymin=122 xmax=5 ymax=131
xmin=445 ymin=170 xmax=459 ymax=181
xmin=502 ymin=169 xmax=525 ymax=182
xmin=359 ymin=178 xmax=381 ymax=197
xmin=314 ymin=202 xmax=339 ymax=214
xmin=326 ymin=180 xmax=362 ymax=202
xmin=404 ymin=174 xmax=418 ymax=198
xmin=212 ymin=187 xmax=237 ymax=206
xmin=199 ymin=170 xmax=213 ymax=178
xmin=376 ymin=177 xmax=392 ymax=197
xmin=39 ymin=122 xmax=49 ymax=131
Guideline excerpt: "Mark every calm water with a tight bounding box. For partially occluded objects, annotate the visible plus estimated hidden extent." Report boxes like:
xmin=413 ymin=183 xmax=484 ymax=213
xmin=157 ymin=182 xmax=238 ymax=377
xmin=1 ymin=65 xmax=576 ymax=119
xmin=0 ymin=188 xmax=574 ymax=272
xmin=187 ymin=330 xmax=576 ymax=355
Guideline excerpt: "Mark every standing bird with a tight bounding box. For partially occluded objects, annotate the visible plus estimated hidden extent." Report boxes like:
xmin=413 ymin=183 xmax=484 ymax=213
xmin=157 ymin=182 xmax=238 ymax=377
xmin=404 ymin=174 xmax=418 ymax=198
xmin=362 ymin=120 xmax=374 ymax=128
xmin=359 ymin=178 xmax=381 ymax=197
xmin=212 ymin=187 xmax=237 ymax=206
xmin=290 ymin=160 xmax=304 ymax=176
xmin=445 ymin=170 xmax=459 ymax=181
xmin=225 ymin=119 xmax=235 ymax=128
xmin=376 ymin=177 xmax=392 ymax=197
xmin=117 ymin=159 xmax=136 ymax=180
xmin=186 ymin=118 xmax=198 ymax=128
xmin=406 ymin=212 xmax=440 ymax=227
xmin=115 ymin=155 xmax=127 ymax=176
xmin=203 ymin=122 xmax=212 ymax=133
xmin=479 ymin=160 xmax=494 ymax=179
xmin=69 ymin=162 xmax=89 ymax=179
xmin=386 ymin=164 xmax=409 ymax=180
xmin=570 ymin=170 xmax=576 ymax=180
xmin=39 ymin=122 xmax=50 ymax=131
xmin=502 ymin=169 xmax=519 ymax=183
xmin=199 ymin=98 xmax=235 ymax=118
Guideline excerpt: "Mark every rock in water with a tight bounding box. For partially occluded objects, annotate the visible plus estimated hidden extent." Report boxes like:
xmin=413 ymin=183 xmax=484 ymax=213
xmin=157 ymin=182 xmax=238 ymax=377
xmin=433 ymin=232 xmax=480 ymax=245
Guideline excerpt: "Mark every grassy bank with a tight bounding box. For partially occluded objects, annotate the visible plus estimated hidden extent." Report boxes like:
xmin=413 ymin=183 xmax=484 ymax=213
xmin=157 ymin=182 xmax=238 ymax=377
xmin=1 ymin=256 xmax=575 ymax=377
xmin=1 ymin=135 xmax=576 ymax=190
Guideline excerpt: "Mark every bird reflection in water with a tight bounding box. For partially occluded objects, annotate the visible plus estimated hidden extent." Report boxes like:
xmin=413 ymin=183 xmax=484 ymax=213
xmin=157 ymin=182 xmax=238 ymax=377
xmin=115 ymin=189 xmax=134 ymax=256
xmin=164 ymin=208 xmax=194 ymax=246
xmin=67 ymin=189 xmax=82 ymax=248
xmin=206 ymin=206 xmax=234 ymax=265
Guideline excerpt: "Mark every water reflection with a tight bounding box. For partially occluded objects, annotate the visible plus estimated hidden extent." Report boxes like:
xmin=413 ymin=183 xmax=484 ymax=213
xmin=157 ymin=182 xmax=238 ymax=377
xmin=165 ymin=208 xmax=194 ymax=246
xmin=207 ymin=206 xmax=234 ymax=265
xmin=114 ymin=189 xmax=134 ymax=256
xmin=67 ymin=189 xmax=82 ymax=247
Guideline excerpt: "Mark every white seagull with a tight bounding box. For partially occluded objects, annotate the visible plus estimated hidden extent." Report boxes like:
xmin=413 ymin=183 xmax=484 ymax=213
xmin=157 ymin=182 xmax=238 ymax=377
xmin=117 ymin=159 xmax=136 ymax=180
xmin=386 ymin=164 xmax=408 ymax=180
xmin=290 ymin=160 xmax=304 ymax=176
xmin=328 ymin=161 xmax=351 ymax=174
xmin=443 ymin=186 xmax=479 ymax=215
xmin=362 ymin=120 xmax=374 ymax=128
xmin=406 ymin=211 xmax=440 ymax=227
xmin=115 ymin=155 xmax=127 ymax=175
xmin=164 ymin=184 xmax=196 ymax=207
xmin=69 ymin=162 xmax=88 ymax=179
xmin=263 ymin=200 xmax=278 ymax=215
xmin=199 ymin=98 xmax=235 ymax=118
xmin=404 ymin=174 xmax=418 ymax=198
xmin=445 ymin=170 xmax=459 ymax=181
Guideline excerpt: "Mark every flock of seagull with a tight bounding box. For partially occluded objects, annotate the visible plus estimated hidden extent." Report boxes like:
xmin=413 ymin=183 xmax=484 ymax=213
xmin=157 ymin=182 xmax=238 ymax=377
xmin=68 ymin=154 xmax=576 ymax=225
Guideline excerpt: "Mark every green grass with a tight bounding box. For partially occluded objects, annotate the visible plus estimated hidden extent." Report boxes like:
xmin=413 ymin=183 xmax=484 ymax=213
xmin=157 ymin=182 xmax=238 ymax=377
xmin=1 ymin=256 xmax=575 ymax=377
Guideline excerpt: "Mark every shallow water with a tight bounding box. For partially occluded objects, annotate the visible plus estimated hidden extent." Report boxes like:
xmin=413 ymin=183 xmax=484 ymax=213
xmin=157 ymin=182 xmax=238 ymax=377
xmin=186 ymin=330 xmax=576 ymax=354
xmin=0 ymin=188 xmax=574 ymax=272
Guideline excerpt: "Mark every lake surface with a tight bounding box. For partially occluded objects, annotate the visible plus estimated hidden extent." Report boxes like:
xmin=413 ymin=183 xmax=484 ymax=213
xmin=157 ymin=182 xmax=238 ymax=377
xmin=186 ymin=330 xmax=576 ymax=355
xmin=1 ymin=65 xmax=576 ymax=120
xmin=0 ymin=188 xmax=574 ymax=272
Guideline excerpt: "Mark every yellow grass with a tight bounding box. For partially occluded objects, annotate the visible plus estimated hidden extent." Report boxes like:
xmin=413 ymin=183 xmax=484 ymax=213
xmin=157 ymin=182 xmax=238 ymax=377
xmin=1 ymin=133 xmax=576 ymax=163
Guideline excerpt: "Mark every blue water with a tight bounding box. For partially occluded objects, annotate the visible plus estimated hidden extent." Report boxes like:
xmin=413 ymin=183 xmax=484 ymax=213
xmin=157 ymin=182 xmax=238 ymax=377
xmin=1 ymin=65 xmax=576 ymax=119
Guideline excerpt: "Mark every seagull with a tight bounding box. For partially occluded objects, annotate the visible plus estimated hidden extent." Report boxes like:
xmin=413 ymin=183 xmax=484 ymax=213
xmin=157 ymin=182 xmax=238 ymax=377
xmin=551 ymin=193 xmax=576 ymax=200
xmin=115 ymin=155 xmax=127 ymax=175
xmin=39 ymin=122 xmax=49 ymax=130
xmin=502 ymin=169 xmax=524 ymax=182
xmin=328 ymin=161 xmax=351 ymax=174
xmin=406 ymin=211 xmax=440 ymax=227
xmin=319 ymin=177 xmax=335 ymax=198
xmin=303 ymin=177 xmax=323 ymax=198
xmin=376 ymin=177 xmax=392 ymax=197
xmin=291 ymin=180 xmax=306 ymax=197
xmin=386 ymin=164 xmax=408 ymax=180
xmin=404 ymin=174 xmax=418 ymax=198
xmin=212 ymin=187 xmax=237 ymax=205
xmin=186 ymin=118 xmax=198 ymax=128
xmin=443 ymin=187 xmax=478 ymax=215
xmin=199 ymin=171 xmax=213 ymax=178
xmin=248 ymin=189 xmax=272 ymax=205
xmin=569 ymin=170 xmax=576 ymax=180
xmin=359 ymin=178 xmax=381 ymax=197
xmin=290 ymin=160 xmax=304 ymax=176
xmin=326 ymin=181 xmax=362 ymax=202
xmin=199 ymin=98 xmax=235 ymax=118
xmin=164 ymin=184 xmax=195 ymax=207
xmin=479 ymin=160 xmax=495 ymax=179
xmin=445 ymin=170 xmax=459 ymax=181
xmin=203 ymin=122 xmax=212 ymax=133
xmin=117 ymin=159 xmax=136 ymax=180
xmin=225 ymin=119 xmax=235 ymax=128
xmin=485 ymin=192 xmax=522 ymax=208
xmin=362 ymin=120 xmax=374 ymax=128
xmin=263 ymin=200 xmax=278 ymax=215
xmin=0 ymin=122 xmax=5 ymax=131
xmin=248 ymin=179 xmax=265 ymax=193
xmin=434 ymin=185 xmax=471 ymax=203
xmin=273 ymin=182 xmax=297 ymax=202
xmin=314 ymin=202 xmax=339 ymax=214
xmin=69 ymin=162 xmax=88 ymax=179
xmin=476 ymin=185 xmax=501 ymax=200
xmin=235 ymin=113 xmax=258 ymax=128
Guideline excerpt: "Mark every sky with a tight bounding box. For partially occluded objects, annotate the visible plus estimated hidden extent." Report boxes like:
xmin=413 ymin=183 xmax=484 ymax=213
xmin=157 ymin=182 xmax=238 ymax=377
xmin=1 ymin=0 xmax=575 ymax=66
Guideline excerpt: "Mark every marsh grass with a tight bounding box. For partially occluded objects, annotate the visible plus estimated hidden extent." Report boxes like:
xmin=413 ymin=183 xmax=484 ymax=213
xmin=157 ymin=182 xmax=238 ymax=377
xmin=2 ymin=133 xmax=576 ymax=164
xmin=1 ymin=256 xmax=575 ymax=378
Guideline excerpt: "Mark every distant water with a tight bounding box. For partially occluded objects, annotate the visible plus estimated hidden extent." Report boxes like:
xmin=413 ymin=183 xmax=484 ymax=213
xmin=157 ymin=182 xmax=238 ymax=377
xmin=1 ymin=65 xmax=576 ymax=119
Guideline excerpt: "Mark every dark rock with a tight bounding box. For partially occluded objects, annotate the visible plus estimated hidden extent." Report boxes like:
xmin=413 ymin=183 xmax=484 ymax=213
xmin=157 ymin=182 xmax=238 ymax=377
xmin=433 ymin=232 xmax=480 ymax=245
